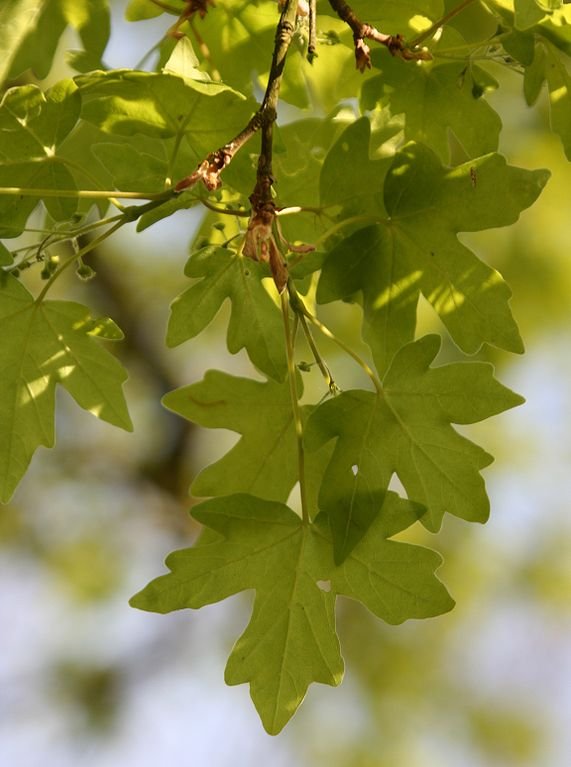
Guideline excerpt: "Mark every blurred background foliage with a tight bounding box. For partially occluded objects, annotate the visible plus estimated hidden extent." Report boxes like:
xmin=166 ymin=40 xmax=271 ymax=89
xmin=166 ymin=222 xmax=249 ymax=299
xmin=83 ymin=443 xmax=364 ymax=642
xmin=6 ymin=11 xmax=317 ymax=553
xmin=1 ymin=2 xmax=570 ymax=766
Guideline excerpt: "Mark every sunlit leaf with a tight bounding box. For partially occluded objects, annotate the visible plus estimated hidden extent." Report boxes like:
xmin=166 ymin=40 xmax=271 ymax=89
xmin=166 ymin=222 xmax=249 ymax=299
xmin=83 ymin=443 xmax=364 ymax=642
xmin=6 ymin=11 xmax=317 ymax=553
xmin=131 ymin=491 xmax=452 ymax=732
xmin=0 ymin=274 xmax=132 ymax=502
xmin=306 ymin=335 xmax=524 ymax=558
xmin=318 ymin=137 xmax=549 ymax=374
xmin=167 ymin=245 xmax=287 ymax=381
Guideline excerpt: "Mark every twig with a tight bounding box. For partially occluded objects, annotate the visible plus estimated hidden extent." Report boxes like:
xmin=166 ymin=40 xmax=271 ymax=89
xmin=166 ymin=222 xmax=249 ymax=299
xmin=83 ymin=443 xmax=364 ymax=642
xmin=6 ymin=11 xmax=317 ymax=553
xmin=308 ymin=0 xmax=318 ymax=63
xmin=409 ymin=0 xmax=477 ymax=48
xmin=0 ymin=188 xmax=173 ymax=201
xmin=241 ymin=0 xmax=300 ymax=293
xmin=174 ymin=0 xmax=299 ymax=199
xmin=327 ymin=0 xmax=431 ymax=71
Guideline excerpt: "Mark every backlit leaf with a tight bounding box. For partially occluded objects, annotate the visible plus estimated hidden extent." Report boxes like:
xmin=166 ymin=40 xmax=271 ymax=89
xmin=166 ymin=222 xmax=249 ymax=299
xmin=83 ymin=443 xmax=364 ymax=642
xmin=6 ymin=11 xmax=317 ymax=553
xmin=318 ymin=138 xmax=549 ymax=374
xmin=167 ymin=246 xmax=287 ymax=381
xmin=162 ymin=369 xmax=330 ymax=513
xmin=0 ymin=80 xmax=81 ymax=236
xmin=0 ymin=274 xmax=132 ymax=502
xmin=131 ymin=491 xmax=453 ymax=732
xmin=361 ymin=57 xmax=502 ymax=162
xmin=306 ymin=335 xmax=524 ymax=558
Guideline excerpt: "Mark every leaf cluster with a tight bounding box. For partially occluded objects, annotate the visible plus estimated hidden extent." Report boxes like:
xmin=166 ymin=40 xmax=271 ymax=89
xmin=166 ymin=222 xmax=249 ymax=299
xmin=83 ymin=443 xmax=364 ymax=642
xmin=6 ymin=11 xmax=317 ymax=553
xmin=0 ymin=0 xmax=569 ymax=733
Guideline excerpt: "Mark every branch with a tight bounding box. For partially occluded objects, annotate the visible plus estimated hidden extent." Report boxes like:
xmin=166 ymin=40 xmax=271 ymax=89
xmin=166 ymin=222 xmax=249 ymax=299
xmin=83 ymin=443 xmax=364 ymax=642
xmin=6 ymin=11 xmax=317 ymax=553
xmin=174 ymin=1 xmax=303 ymax=292
xmin=409 ymin=0 xmax=478 ymax=48
xmin=241 ymin=0 xmax=300 ymax=293
xmin=174 ymin=0 xmax=299 ymax=201
xmin=328 ymin=0 xmax=431 ymax=71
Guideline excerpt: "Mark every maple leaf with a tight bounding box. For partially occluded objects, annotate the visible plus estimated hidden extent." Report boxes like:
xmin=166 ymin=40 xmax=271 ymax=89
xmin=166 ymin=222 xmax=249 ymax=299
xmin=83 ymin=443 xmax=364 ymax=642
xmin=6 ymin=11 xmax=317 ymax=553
xmin=2 ymin=0 xmax=110 ymax=83
xmin=305 ymin=335 xmax=524 ymax=561
xmin=76 ymin=69 xmax=253 ymax=160
xmin=318 ymin=139 xmax=549 ymax=375
xmin=496 ymin=2 xmax=571 ymax=158
xmin=163 ymin=370 xmax=330 ymax=510
xmin=0 ymin=274 xmax=132 ymax=502
xmin=0 ymin=80 xmax=81 ymax=236
xmin=131 ymin=494 xmax=344 ymax=734
xmin=167 ymin=245 xmax=287 ymax=381
xmin=361 ymin=57 xmax=502 ymax=162
xmin=131 ymin=491 xmax=453 ymax=733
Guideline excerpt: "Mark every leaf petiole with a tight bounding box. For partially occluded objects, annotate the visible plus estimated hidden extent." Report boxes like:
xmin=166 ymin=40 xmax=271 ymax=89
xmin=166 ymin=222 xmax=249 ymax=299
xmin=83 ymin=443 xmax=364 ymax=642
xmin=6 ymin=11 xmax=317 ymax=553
xmin=35 ymin=220 xmax=126 ymax=303
xmin=297 ymin=311 xmax=338 ymax=395
xmin=281 ymin=290 xmax=310 ymax=525
xmin=409 ymin=0 xmax=478 ymax=48
xmin=288 ymin=283 xmax=383 ymax=395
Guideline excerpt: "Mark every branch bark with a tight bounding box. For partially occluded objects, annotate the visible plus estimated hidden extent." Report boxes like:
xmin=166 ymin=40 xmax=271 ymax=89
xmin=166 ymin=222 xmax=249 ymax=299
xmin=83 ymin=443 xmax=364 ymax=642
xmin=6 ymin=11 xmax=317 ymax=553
xmin=328 ymin=0 xmax=431 ymax=71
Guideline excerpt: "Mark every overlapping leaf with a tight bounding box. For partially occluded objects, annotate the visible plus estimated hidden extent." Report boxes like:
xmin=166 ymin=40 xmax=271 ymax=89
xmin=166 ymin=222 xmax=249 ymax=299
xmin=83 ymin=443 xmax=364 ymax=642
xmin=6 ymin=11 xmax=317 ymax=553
xmin=505 ymin=33 xmax=571 ymax=160
xmin=0 ymin=274 xmax=132 ymax=502
xmin=361 ymin=56 xmax=501 ymax=162
xmin=168 ymin=246 xmax=287 ymax=381
xmin=0 ymin=0 xmax=42 ymax=85
xmin=496 ymin=3 xmax=571 ymax=159
xmin=131 ymin=492 xmax=453 ymax=733
xmin=318 ymin=137 xmax=549 ymax=375
xmin=76 ymin=69 xmax=254 ymax=159
xmin=5 ymin=0 xmax=110 ymax=81
xmin=0 ymin=80 xmax=82 ymax=236
xmin=306 ymin=335 xmax=524 ymax=559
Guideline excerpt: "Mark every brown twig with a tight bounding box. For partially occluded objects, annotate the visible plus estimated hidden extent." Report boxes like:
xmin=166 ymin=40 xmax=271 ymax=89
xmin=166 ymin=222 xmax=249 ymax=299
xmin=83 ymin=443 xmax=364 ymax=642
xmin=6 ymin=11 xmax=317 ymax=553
xmin=409 ymin=0 xmax=477 ymax=48
xmin=173 ymin=1 xmax=309 ymax=291
xmin=164 ymin=0 xmax=216 ymax=39
xmin=174 ymin=1 xmax=302 ymax=194
xmin=242 ymin=0 xmax=300 ymax=293
xmin=308 ymin=0 xmax=318 ymax=63
xmin=327 ymin=0 xmax=431 ymax=71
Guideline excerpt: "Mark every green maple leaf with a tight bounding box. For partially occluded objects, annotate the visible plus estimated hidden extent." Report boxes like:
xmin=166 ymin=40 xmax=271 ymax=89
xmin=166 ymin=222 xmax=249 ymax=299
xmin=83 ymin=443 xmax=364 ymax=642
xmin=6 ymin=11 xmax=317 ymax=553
xmin=0 ymin=274 xmax=132 ymax=502
xmin=167 ymin=246 xmax=287 ymax=382
xmin=305 ymin=334 xmax=524 ymax=560
xmin=318 ymin=139 xmax=549 ymax=375
xmin=5 ymin=0 xmax=110 ymax=81
xmin=162 ymin=370 xmax=330 ymax=512
xmin=0 ymin=80 xmax=81 ymax=236
xmin=361 ymin=57 xmax=501 ymax=162
xmin=0 ymin=0 xmax=42 ymax=85
xmin=511 ymin=0 xmax=565 ymax=30
xmin=523 ymin=40 xmax=571 ymax=159
xmin=0 ymin=243 xmax=13 ymax=266
xmin=76 ymin=69 xmax=254 ymax=160
xmin=499 ymin=4 xmax=571 ymax=159
xmin=131 ymin=491 xmax=453 ymax=733
xmin=319 ymin=116 xmax=391 ymax=213
xmin=163 ymin=371 xmax=299 ymax=501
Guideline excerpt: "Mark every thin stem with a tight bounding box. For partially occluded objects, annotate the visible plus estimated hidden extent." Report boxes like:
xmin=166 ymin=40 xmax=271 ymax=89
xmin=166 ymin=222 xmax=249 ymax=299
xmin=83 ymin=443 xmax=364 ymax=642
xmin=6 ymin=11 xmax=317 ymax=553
xmin=409 ymin=0 xmax=477 ymax=48
xmin=35 ymin=220 xmax=126 ymax=303
xmin=281 ymin=291 xmax=310 ymax=525
xmin=198 ymin=198 xmax=250 ymax=217
xmin=173 ymin=0 xmax=301 ymax=194
xmin=0 ymin=187 xmax=173 ymax=201
xmin=189 ymin=17 xmax=221 ymax=80
xmin=298 ymin=312 xmax=338 ymax=394
xmin=287 ymin=280 xmax=382 ymax=394
xmin=304 ymin=313 xmax=383 ymax=396
xmin=316 ymin=213 xmax=380 ymax=247
xmin=308 ymin=0 xmax=318 ymax=63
